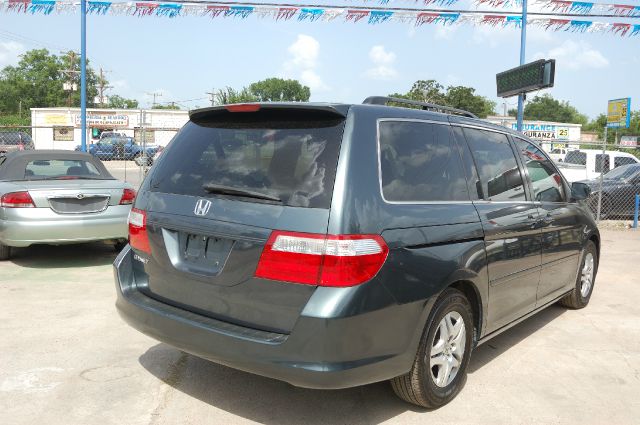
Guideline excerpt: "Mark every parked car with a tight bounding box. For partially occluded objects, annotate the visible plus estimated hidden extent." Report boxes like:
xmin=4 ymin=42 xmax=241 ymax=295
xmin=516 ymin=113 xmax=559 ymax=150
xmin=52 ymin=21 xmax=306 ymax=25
xmin=0 ymin=131 xmax=35 ymax=153
xmin=80 ymin=137 xmax=159 ymax=161
xmin=0 ymin=150 xmax=135 ymax=260
xmin=548 ymin=146 xmax=572 ymax=162
xmin=99 ymin=131 xmax=127 ymax=140
xmin=114 ymin=98 xmax=599 ymax=408
xmin=557 ymin=148 xmax=640 ymax=182
xmin=581 ymin=163 xmax=640 ymax=218
xmin=134 ymin=146 xmax=164 ymax=167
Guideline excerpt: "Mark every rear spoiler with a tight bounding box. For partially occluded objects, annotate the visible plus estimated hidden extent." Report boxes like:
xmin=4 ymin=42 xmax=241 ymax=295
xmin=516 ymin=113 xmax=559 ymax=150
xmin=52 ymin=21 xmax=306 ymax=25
xmin=189 ymin=103 xmax=349 ymax=123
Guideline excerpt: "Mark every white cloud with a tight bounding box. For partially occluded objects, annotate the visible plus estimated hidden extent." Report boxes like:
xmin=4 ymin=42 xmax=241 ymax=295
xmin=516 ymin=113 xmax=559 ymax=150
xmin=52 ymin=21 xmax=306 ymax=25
xmin=365 ymin=45 xmax=398 ymax=80
xmin=472 ymin=26 xmax=519 ymax=48
xmin=0 ymin=41 xmax=25 ymax=68
xmin=435 ymin=25 xmax=459 ymax=40
xmin=533 ymin=40 xmax=609 ymax=70
xmin=283 ymin=34 xmax=329 ymax=91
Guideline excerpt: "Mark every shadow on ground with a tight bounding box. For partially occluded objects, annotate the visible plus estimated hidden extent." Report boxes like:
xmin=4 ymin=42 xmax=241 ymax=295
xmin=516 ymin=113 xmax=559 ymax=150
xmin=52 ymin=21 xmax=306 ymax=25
xmin=138 ymin=303 xmax=567 ymax=423
xmin=9 ymin=242 xmax=119 ymax=269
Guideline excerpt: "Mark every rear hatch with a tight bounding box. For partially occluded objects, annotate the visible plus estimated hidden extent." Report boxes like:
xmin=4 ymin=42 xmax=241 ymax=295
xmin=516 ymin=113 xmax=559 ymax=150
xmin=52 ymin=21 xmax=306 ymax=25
xmin=135 ymin=105 xmax=348 ymax=334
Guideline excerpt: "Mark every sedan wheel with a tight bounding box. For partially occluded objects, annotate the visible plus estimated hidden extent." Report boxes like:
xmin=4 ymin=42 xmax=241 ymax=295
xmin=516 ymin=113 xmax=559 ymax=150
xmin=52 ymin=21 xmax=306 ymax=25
xmin=580 ymin=252 xmax=595 ymax=298
xmin=429 ymin=312 xmax=466 ymax=388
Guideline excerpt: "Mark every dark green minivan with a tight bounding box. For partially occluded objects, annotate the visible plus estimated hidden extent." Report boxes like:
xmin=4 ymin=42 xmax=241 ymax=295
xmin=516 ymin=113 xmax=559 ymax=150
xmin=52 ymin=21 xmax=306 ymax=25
xmin=114 ymin=97 xmax=599 ymax=408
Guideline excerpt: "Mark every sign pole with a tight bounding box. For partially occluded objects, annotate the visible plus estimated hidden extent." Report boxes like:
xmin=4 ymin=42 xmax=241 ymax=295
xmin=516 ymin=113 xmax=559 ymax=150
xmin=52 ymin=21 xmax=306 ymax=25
xmin=516 ymin=0 xmax=528 ymax=132
xmin=80 ymin=0 xmax=87 ymax=152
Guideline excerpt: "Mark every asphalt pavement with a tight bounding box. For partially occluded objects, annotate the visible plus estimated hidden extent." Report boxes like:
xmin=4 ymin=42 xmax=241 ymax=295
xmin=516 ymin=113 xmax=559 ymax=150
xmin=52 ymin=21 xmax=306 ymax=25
xmin=1 ymin=229 xmax=639 ymax=425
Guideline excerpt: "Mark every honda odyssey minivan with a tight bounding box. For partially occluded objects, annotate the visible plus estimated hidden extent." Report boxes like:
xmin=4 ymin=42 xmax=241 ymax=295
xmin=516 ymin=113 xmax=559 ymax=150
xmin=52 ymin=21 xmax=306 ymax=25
xmin=114 ymin=97 xmax=599 ymax=408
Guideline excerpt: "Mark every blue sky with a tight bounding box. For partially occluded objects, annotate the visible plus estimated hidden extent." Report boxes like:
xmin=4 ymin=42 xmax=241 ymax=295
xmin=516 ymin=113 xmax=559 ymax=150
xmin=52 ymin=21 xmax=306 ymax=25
xmin=0 ymin=1 xmax=638 ymax=119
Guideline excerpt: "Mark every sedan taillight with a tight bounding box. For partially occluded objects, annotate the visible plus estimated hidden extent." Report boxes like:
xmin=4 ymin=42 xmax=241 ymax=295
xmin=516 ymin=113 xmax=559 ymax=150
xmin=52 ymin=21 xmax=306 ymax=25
xmin=119 ymin=188 xmax=137 ymax=205
xmin=1 ymin=191 xmax=35 ymax=208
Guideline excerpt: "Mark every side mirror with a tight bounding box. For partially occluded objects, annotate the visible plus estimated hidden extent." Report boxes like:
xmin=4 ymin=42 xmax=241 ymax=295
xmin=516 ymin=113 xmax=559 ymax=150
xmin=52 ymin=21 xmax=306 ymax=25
xmin=571 ymin=182 xmax=591 ymax=201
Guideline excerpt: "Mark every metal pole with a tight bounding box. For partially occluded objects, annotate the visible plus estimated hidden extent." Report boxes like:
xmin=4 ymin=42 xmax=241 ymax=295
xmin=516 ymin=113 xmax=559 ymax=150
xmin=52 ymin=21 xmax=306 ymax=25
xmin=633 ymin=194 xmax=639 ymax=229
xmin=596 ymin=126 xmax=607 ymax=222
xmin=80 ymin=0 xmax=87 ymax=152
xmin=516 ymin=0 xmax=528 ymax=132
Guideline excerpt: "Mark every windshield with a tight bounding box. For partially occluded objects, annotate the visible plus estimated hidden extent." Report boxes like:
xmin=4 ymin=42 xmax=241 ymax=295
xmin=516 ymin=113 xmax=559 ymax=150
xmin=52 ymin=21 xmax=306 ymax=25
xmin=24 ymin=159 xmax=105 ymax=180
xmin=151 ymin=113 xmax=345 ymax=208
xmin=603 ymin=164 xmax=640 ymax=181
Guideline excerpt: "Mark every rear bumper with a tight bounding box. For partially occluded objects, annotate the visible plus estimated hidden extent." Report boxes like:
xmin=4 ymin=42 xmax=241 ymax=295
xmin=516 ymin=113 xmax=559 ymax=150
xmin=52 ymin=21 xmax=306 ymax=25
xmin=114 ymin=246 xmax=428 ymax=389
xmin=0 ymin=205 xmax=129 ymax=247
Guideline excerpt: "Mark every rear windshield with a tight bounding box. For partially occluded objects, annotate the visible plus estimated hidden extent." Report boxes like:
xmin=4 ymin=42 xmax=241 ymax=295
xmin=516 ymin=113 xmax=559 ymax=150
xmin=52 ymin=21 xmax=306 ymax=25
xmin=151 ymin=112 xmax=345 ymax=208
xmin=565 ymin=151 xmax=586 ymax=165
xmin=25 ymin=159 xmax=103 ymax=180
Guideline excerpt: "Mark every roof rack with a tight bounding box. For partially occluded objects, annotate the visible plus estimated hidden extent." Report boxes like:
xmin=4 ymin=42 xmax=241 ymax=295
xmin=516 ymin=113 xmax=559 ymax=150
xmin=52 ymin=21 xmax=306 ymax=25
xmin=362 ymin=96 xmax=478 ymax=119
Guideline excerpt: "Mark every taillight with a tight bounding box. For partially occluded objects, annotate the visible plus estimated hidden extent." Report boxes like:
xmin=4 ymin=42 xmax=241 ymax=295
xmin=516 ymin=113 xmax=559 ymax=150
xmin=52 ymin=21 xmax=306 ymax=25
xmin=225 ymin=104 xmax=261 ymax=112
xmin=255 ymin=231 xmax=389 ymax=287
xmin=128 ymin=208 xmax=151 ymax=254
xmin=1 ymin=191 xmax=35 ymax=208
xmin=119 ymin=188 xmax=136 ymax=205
xmin=18 ymin=143 xmax=24 ymax=151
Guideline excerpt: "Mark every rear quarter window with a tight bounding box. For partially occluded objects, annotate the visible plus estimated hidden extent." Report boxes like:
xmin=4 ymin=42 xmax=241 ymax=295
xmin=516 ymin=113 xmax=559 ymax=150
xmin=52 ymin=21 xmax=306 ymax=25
xmin=378 ymin=120 xmax=469 ymax=202
xmin=151 ymin=112 xmax=345 ymax=208
xmin=565 ymin=151 xmax=587 ymax=165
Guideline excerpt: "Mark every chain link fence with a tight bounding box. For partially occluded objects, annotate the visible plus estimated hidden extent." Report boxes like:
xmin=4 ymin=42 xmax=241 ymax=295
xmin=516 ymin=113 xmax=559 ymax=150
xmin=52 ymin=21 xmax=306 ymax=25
xmin=0 ymin=125 xmax=169 ymax=187
xmin=553 ymin=142 xmax=640 ymax=225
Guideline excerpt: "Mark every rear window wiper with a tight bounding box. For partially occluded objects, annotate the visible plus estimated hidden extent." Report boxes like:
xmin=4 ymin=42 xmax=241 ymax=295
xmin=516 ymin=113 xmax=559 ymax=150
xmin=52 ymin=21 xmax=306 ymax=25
xmin=202 ymin=183 xmax=282 ymax=203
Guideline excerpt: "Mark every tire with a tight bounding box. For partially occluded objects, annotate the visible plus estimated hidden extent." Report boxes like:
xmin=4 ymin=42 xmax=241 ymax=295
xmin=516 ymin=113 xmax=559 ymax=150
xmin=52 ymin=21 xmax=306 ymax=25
xmin=391 ymin=288 xmax=474 ymax=409
xmin=0 ymin=242 xmax=11 ymax=261
xmin=558 ymin=241 xmax=598 ymax=309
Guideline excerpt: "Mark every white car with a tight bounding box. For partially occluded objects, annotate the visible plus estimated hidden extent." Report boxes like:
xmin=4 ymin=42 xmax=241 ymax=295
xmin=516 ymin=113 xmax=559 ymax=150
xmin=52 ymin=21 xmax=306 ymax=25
xmin=557 ymin=149 xmax=640 ymax=182
xmin=548 ymin=147 xmax=572 ymax=162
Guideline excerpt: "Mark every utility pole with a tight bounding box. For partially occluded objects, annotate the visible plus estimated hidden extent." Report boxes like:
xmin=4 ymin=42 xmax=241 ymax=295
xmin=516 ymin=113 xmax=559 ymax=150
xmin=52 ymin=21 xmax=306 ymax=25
xmin=96 ymin=67 xmax=112 ymax=107
xmin=206 ymin=88 xmax=216 ymax=106
xmin=80 ymin=0 xmax=87 ymax=152
xmin=62 ymin=51 xmax=79 ymax=107
xmin=146 ymin=92 xmax=162 ymax=108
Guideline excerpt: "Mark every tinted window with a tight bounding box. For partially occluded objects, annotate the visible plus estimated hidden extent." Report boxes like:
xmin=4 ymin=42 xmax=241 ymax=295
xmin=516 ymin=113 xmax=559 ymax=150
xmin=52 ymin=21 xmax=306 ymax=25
xmin=463 ymin=128 xmax=525 ymax=201
xmin=378 ymin=121 xmax=469 ymax=202
xmin=514 ymin=138 xmax=565 ymax=203
xmin=603 ymin=164 xmax=640 ymax=181
xmin=152 ymin=114 xmax=344 ymax=208
xmin=614 ymin=156 xmax=638 ymax=168
xmin=595 ymin=154 xmax=610 ymax=173
xmin=565 ymin=151 xmax=586 ymax=165
xmin=452 ymin=126 xmax=481 ymax=200
xmin=25 ymin=159 xmax=102 ymax=180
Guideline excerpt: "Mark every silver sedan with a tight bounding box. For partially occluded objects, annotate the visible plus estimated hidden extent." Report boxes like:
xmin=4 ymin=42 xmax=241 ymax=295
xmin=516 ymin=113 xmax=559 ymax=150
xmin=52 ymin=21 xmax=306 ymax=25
xmin=0 ymin=150 xmax=135 ymax=260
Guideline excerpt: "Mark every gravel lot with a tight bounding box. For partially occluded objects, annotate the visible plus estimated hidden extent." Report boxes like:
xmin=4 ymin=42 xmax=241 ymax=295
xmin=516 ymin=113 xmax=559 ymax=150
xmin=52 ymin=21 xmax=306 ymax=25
xmin=1 ymin=229 xmax=639 ymax=425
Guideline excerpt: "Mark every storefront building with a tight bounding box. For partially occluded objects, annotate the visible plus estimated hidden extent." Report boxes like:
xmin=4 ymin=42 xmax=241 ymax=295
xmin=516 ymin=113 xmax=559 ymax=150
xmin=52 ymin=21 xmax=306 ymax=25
xmin=486 ymin=116 xmax=582 ymax=152
xmin=30 ymin=107 xmax=190 ymax=150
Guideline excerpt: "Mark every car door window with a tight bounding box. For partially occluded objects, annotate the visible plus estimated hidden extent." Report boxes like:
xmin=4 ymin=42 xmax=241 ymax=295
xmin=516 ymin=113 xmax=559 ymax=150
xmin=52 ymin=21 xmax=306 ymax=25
xmin=378 ymin=121 xmax=469 ymax=202
xmin=462 ymin=128 xmax=526 ymax=201
xmin=614 ymin=156 xmax=638 ymax=168
xmin=595 ymin=154 xmax=610 ymax=173
xmin=514 ymin=138 xmax=565 ymax=203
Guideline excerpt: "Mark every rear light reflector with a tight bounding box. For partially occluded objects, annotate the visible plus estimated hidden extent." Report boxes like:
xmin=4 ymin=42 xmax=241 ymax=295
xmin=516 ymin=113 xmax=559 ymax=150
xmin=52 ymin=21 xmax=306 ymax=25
xmin=128 ymin=208 xmax=151 ymax=254
xmin=255 ymin=231 xmax=389 ymax=287
xmin=225 ymin=104 xmax=261 ymax=113
xmin=1 ymin=191 xmax=35 ymax=208
xmin=119 ymin=188 xmax=137 ymax=205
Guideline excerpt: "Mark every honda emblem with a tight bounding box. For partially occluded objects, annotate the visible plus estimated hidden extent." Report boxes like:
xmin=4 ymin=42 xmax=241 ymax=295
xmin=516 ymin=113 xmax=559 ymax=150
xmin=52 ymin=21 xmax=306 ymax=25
xmin=194 ymin=199 xmax=212 ymax=216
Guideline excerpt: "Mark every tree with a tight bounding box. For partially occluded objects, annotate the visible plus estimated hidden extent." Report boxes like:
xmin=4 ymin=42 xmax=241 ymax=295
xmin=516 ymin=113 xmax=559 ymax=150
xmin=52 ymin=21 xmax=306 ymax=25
xmin=214 ymin=86 xmax=257 ymax=105
xmin=151 ymin=103 xmax=180 ymax=110
xmin=522 ymin=94 xmax=588 ymax=126
xmin=389 ymin=79 xmax=496 ymax=118
xmin=108 ymin=95 xmax=139 ymax=109
xmin=584 ymin=111 xmax=640 ymax=144
xmin=249 ymin=78 xmax=310 ymax=102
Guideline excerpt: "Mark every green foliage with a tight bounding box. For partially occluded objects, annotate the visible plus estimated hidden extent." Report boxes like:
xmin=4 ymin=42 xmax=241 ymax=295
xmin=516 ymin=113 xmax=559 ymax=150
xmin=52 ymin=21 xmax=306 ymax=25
xmin=249 ymin=78 xmax=310 ymax=102
xmin=0 ymin=114 xmax=30 ymax=127
xmin=215 ymin=86 xmax=258 ymax=105
xmin=389 ymin=79 xmax=496 ymax=118
xmin=0 ymin=49 xmax=100 ymax=115
xmin=108 ymin=95 xmax=139 ymax=109
xmin=523 ymin=94 xmax=588 ymax=126
xmin=151 ymin=103 xmax=180 ymax=110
